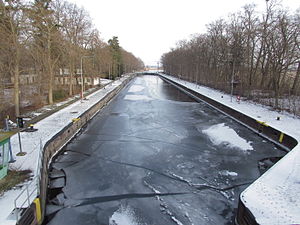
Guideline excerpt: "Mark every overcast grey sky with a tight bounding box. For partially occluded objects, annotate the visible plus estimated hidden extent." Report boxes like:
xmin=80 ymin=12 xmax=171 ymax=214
xmin=68 ymin=0 xmax=299 ymax=66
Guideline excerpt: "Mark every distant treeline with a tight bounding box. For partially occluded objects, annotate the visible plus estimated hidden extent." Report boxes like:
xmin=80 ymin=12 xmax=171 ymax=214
xmin=0 ymin=0 xmax=144 ymax=119
xmin=162 ymin=1 xmax=300 ymax=114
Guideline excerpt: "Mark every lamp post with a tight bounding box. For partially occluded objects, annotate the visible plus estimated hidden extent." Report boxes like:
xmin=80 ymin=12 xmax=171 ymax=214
xmin=80 ymin=55 xmax=94 ymax=101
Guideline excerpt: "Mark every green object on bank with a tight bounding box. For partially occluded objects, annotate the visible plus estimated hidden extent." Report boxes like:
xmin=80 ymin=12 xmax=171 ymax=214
xmin=0 ymin=132 xmax=13 ymax=179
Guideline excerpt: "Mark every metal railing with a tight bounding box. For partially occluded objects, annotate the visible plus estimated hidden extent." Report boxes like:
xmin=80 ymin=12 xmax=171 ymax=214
xmin=14 ymin=176 xmax=38 ymax=222
xmin=13 ymin=139 xmax=43 ymax=223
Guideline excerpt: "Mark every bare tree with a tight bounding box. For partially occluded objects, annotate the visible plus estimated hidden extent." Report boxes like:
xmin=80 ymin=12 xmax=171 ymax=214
xmin=0 ymin=0 xmax=144 ymax=123
xmin=162 ymin=2 xmax=300 ymax=113
xmin=55 ymin=0 xmax=93 ymax=95
xmin=28 ymin=0 xmax=63 ymax=104
xmin=290 ymin=11 xmax=300 ymax=95
xmin=0 ymin=0 xmax=27 ymax=117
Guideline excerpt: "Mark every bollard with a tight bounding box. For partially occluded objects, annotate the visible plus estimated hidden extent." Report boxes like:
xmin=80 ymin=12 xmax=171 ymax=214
xmin=16 ymin=117 xmax=26 ymax=156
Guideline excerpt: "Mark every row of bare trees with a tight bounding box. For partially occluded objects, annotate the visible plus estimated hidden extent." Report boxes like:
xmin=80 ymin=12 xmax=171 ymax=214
xmin=0 ymin=0 xmax=144 ymax=121
xmin=162 ymin=1 xmax=300 ymax=114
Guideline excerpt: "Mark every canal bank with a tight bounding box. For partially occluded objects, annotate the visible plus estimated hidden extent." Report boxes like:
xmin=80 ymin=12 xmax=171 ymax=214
xmin=44 ymin=75 xmax=283 ymax=225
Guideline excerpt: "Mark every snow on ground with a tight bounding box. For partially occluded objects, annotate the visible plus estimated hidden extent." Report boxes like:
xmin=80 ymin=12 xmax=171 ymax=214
xmin=21 ymin=79 xmax=113 ymax=120
xmin=159 ymin=73 xmax=300 ymax=224
xmin=100 ymin=78 xmax=112 ymax=85
xmin=0 ymin=76 xmax=128 ymax=225
xmin=124 ymin=95 xmax=152 ymax=101
xmin=128 ymin=85 xmax=145 ymax=93
xmin=0 ymin=190 xmax=23 ymax=224
xmin=0 ymin=177 xmax=38 ymax=225
xmin=202 ymin=123 xmax=253 ymax=151
xmin=32 ymin=112 xmax=42 ymax=117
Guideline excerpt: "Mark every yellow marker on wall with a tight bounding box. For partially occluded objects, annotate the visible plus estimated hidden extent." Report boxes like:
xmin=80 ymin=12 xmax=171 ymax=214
xmin=279 ymin=133 xmax=284 ymax=143
xmin=33 ymin=198 xmax=42 ymax=224
xmin=72 ymin=118 xmax=80 ymax=123
xmin=256 ymin=120 xmax=269 ymax=127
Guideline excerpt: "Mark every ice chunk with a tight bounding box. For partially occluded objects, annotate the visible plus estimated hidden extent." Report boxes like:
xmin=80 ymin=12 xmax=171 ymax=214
xmin=202 ymin=123 xmax=253 ymax=151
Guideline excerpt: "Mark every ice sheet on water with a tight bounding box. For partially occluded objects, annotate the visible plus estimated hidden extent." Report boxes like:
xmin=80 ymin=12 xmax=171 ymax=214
xmin=128 ymin=85 xmax=145 ymax=93
xmin=124 ymin=95 xmax=152 ymax=101
xmin=202 ymin=123 xmax=253 ymax=151
xmin=109 ymin=205 xmax=140 ymax=225
xmin=143 ymin=180 xmax=185 ymax=225
xmin=177 ymin=162 xmax=195 ymax=170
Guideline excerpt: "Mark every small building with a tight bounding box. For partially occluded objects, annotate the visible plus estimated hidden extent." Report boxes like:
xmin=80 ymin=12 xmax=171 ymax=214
xmin=55 ymin=73 xmax=102 ymax=86
xmin=11 ymin=74 xmax=38 ymax=85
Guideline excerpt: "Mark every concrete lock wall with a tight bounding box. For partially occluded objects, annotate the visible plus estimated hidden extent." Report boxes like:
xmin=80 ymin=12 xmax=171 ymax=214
xmin=17 ymin=75 xmax=136 ymax=225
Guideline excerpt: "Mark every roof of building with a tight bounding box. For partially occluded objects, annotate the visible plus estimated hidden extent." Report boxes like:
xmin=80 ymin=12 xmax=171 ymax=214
xmin=0 ymin=132 xmax=14 ymax=143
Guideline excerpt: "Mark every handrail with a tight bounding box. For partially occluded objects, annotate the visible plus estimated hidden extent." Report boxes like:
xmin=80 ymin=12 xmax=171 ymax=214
xmin=13 ymin=138 xmax=43 ymax=222
xmin=14 ymin=176 xmax=38 ymax=222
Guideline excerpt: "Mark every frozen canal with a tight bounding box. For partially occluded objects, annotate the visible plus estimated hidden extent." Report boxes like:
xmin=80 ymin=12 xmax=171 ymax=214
xmin=45 ymin=76 xmax=285 ymax=225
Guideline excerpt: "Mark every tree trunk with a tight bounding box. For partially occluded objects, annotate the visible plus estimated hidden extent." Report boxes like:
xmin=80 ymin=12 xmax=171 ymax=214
xmin=14 ymin=50 xmax=20 ymax=117
xmin=274 ymin=86 xmax=279 ymax=109
xmin=47 ymin=35 xmax=53 ymax=105
xmin=291 ymin=62 xmax=300 ymax=95
xmin=69 ymin=62 xmax=74 ymax=96
xmin=273 ymin=70 xmax=281 ymax=109
xmin=48 ymin=67 xmax=53 ymax=104
xmin=14 ymin=38 xmax=20 ymax=117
